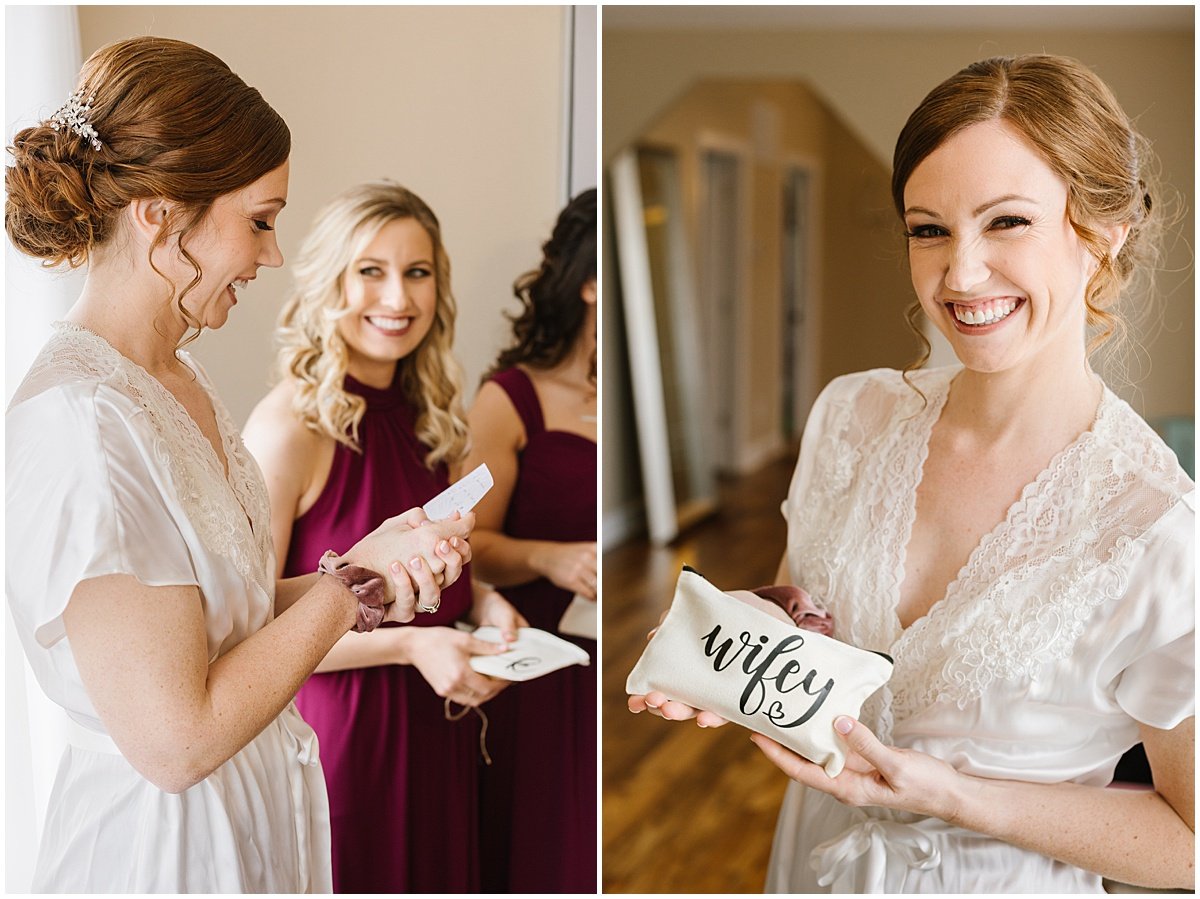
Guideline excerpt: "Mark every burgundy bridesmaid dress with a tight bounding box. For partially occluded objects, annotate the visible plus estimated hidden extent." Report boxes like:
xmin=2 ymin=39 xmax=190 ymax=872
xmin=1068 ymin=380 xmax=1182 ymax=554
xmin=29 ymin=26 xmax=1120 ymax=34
xmin=478 ymin=366 xmax=597 ymax=893
xmin=285 ymin=373 xmax=479 ymax=893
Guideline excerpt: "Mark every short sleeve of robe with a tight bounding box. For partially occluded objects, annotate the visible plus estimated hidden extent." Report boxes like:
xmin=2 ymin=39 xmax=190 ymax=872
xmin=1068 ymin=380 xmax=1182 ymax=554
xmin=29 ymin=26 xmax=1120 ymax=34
xmin=1099 ymin=493 xmax=1196 ymax=730
xmin=6 ymin=382 xmax=198 ymax=715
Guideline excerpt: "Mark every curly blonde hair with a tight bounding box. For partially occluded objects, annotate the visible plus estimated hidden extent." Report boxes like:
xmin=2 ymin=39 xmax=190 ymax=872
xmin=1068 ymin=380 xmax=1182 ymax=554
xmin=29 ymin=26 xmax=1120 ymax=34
xmin=273 ymin=181 xmax=468 ymax=468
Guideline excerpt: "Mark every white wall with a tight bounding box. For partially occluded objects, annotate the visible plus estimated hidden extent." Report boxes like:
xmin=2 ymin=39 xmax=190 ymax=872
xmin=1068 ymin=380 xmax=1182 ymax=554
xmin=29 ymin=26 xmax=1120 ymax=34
xmin=4 ymin=7 xmax=89 ymax=890
xmin=4 ymin=6 xmax=87 ymax=401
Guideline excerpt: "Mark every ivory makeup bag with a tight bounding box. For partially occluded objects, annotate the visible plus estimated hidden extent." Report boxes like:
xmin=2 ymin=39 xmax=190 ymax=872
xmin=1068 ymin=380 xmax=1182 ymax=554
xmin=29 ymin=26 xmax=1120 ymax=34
xmin=626 ymin=567 xmax=893 ymax=777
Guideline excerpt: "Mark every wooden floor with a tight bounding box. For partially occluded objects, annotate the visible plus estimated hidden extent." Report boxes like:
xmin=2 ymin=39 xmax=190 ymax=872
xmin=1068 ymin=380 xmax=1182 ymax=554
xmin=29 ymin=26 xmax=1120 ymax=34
xmin=601 ymin=451 xmax=797 ymax=894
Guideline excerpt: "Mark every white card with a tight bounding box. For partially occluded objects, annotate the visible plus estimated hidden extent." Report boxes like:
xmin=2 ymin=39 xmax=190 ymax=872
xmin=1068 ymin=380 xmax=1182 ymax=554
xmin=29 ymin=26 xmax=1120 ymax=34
xmin=557 ymin=593 xmax=597 ymax=640
xmin=469 ymin=626 xmax=591 ymax=682
xmin=423 ymin=463 xmax=493 ymax=521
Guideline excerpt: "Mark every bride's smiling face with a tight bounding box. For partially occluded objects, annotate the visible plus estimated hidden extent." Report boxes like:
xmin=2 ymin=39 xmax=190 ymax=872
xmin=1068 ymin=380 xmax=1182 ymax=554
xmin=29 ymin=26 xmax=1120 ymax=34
xmin=174 ymin=160 xmax=290 ymax=331
xmin=902 ymin=119 xmax=1100 ymax=375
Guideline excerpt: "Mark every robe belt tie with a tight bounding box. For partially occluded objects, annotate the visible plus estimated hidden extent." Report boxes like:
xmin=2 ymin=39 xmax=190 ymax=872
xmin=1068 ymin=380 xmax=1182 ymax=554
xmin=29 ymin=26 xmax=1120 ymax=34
xmin=810 ymin=814 xmax=942 ymax=892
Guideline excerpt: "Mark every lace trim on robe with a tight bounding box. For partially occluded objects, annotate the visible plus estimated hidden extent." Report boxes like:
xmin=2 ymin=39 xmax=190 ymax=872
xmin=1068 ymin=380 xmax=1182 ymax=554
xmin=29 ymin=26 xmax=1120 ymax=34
xmin=12 ymin=323 xmax=275 ymax=607
xmin=785 ymin=367 xmax=1191 ymax=743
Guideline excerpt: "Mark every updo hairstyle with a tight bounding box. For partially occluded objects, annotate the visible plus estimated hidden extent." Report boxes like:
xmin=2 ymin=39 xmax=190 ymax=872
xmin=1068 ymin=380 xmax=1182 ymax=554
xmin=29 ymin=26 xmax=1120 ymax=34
xmin=892 ymin=54 xmax=1160 ymax=362
xmin=6 ymin=36 xmax=290 ymax=332
xmin=274 ymin=180 xmax=468 ymax=468
xmin=488 ymin=187 xmax=597 ymax=382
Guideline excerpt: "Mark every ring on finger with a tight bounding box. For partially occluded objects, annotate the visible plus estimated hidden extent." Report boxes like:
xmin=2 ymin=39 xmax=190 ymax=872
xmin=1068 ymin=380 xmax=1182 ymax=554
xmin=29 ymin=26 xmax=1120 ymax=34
xmin=418 ymin=596 xmax=442 ymax=614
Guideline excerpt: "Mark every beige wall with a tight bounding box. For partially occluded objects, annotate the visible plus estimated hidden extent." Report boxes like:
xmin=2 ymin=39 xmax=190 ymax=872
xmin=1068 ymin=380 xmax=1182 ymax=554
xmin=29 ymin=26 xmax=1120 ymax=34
xmin=77 ymin=5 xmax=568 ymax=425
xmin=638 ymin=80 xmax=910 ymax=458
xmin=603 ymin=20 xmax=1194 ymax=538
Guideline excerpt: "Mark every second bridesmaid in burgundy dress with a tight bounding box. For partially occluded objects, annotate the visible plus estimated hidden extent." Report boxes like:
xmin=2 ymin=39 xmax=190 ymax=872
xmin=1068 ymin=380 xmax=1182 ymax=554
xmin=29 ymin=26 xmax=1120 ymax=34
xmin=462 ymin=189 xmax=598 ymax=892
xmin=244 ymin=182 xmax=525 ymax=892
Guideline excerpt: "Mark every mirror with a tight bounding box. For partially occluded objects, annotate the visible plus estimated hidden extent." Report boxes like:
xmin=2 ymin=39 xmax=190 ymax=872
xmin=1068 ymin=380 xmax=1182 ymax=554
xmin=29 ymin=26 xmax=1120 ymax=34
xmin=610 ymin=145 xmax=717 ymax=544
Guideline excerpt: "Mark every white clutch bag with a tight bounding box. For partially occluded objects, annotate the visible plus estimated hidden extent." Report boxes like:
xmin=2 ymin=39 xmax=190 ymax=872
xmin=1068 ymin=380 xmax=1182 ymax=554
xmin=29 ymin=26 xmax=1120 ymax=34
xmin=469 ymin=626 xmax=591 ymax=682
xmin=626 ymin=567 xmax=893 ymax=777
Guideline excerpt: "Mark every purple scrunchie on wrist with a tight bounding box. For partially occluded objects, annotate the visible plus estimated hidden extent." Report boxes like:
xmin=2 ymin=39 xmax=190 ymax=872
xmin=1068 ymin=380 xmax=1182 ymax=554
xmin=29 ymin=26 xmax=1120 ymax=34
xmin=318 ymin=550 xmax=390 ymax=633
xmin=750 ymin=584 xmax=834 ymax=636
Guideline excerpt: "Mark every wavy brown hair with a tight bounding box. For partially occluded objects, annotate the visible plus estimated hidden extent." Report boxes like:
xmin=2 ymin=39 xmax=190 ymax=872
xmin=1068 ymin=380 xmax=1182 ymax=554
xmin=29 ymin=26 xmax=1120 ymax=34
xmin=892 ymin=54 xmax=1161 ymax=389
xmin=5 ymin=36 xmax=290 ymax=348
xmin=273 ymin=181 xmax=468 ymax=468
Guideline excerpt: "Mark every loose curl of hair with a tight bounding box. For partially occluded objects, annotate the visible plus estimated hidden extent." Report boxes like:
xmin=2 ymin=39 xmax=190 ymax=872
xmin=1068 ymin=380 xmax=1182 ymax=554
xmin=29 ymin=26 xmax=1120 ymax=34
xmin=891 ymin=54 xmax=1162 ymax=389
xmin=5 ymin=36 xmax=291 ymax=349
xmin=488 ymin=188 xmax=597 ymax=382
xmin=274 ymin=181 xmax=468 ymax=468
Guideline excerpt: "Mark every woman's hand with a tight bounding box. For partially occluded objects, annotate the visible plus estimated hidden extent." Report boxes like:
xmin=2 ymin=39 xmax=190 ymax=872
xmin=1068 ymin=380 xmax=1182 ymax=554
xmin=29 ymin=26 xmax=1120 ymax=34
xmin=627 ymin=690 xmax=730 ymax=728
xmin=343 ymin=509 xmax=474 ymax=622
xmin=750 ymin=717 xmax=963 ymax=822
xmin=754 ymin=716 xmax=1195 ymax=889
xmin=531 ymin=541 xmax=597 ymax=600
xmin=627 ymin=605 xmax=728 ymax=727
xmin=468 ymin=584 xmax=529 ymax=643
xmin=405 ymin=626 xmax=511 ymax=707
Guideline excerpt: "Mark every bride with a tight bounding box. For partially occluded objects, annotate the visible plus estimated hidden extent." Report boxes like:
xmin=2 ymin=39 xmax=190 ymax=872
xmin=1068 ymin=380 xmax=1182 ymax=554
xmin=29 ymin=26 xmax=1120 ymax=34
xmin=6 ymin=36 xmax=470 ymax=892
xmin=630 ymin=54 xmax=1193 ymax=893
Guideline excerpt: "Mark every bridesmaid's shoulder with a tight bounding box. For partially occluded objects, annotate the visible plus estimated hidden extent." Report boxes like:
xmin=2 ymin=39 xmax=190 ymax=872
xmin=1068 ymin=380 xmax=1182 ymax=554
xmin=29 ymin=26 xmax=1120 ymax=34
xmin=243 ymin=379 xmax=327 ymax=467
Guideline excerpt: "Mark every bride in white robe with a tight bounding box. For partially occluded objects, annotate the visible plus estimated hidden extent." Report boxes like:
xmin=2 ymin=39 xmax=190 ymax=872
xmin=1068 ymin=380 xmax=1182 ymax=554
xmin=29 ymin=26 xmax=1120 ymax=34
xmin=5 ymin=37 xmax=472 ymax=892
xmin=764 ymin=365 xmax=1192 ymax=892
xmin=8 ymin=323 xmax=336 ymax=891
xmin=629 ymin=54 xmax=1194 ymax=893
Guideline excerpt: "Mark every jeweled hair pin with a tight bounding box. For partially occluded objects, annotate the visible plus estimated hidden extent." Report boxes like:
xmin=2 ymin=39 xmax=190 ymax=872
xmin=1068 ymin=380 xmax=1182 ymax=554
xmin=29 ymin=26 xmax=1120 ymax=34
xmin=50 ymin=89 xmax=102 ymax=151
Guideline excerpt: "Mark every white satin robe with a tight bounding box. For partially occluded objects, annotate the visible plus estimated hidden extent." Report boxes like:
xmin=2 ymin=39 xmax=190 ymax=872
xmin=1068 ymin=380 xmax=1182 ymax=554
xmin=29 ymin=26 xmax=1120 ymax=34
xmin=6 ymin=323 xmax=331 ymax=892
xmin=765 ymin=367 xmax=1194 ymax=893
